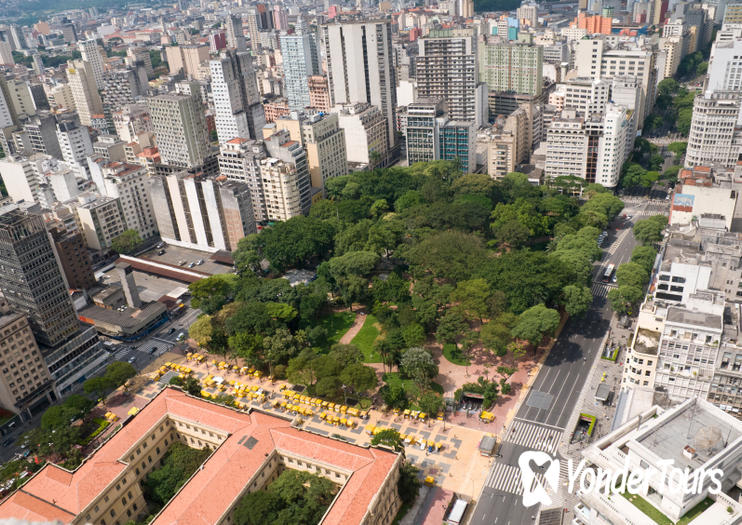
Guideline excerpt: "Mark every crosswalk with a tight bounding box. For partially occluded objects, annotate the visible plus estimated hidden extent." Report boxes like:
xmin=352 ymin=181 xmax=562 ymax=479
xmin=505 ymin=419 xmax=564 ymax=454
xmin=483 ymin=456 xmax=567 ymax=506
xmin=484 ymin=461 xmax=538 ymax=495
xmin=591 ymin=282 xmax=616 ymax=298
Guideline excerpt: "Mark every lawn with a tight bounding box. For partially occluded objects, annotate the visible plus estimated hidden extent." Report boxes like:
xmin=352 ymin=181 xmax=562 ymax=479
xmin=621 ymin=493 xmax=713 ymax=525
xmin=316 ymin=311 xmax=355 ymax=346
xmin=383 ymin=372 xmax=444 ymax=409
xmin=442 ymin=343 xmax=470 ymax=366
xmin=81 ymin=417 xmax=110 ymax=445
xmin=351 ymin=314 xmax=382 ymax=362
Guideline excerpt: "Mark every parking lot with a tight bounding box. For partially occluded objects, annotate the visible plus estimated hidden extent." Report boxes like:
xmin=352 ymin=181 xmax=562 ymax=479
xmin=140 ymin=244 xmax=234 ymax=276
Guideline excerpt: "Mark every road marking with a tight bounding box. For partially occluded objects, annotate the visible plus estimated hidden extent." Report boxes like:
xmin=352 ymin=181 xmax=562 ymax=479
xmin=505 ymin=420 xmax=563 ymax=454
xmin=513 ymin=418 xmax=564 ymax=432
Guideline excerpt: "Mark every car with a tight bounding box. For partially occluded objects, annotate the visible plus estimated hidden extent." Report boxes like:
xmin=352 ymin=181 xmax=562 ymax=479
xmin=611 ymin=275 xmax=617 ymax=283
xmin=177 ymin=332 xmax=185 ymax=341
xmin=156 ymin=242 xmax=165 ymax=249
xmin=196 ymin=259 xmax=204 ymax=265
xmin=150 ymin=346 xmax=158 ymax=354
xmin=187 ymin=262 xmax=195 ymax=268
xmin=178 ymin=260 xmax=186 ymax=266
xmin=158 ymin=249 xmax=166 ymax=255
xmin=128 ymin=357 xmax=136 ymax=364
xmin=2 ymin=438 xmax=13 ymax=447
xmin=168 ymin=328 xmax=175 ymax=335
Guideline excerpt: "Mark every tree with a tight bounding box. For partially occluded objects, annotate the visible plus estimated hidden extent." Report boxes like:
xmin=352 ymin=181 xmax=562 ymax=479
xmin=321 ymin=250 xmax=380 ymax=306
xmin=142 ymin=442 xmax=211 ymax=507
xmin=339 ymin=363 xmax=378 ymax=395
xmin=607 ymin=285 xmax=644 ymax=315
xmin=401 ymin=323 xmax=425 ymax=347
xmin=263 ymin=328 xmax=309 ymax=376
xmin=633 ymin=215 xmax=668 ymax=244
xmin=170 ymin=376 xmax=201 ymax=396
xmin=480 ymin=313 xmax=516 ymax=356
xmin=450 ymin=278 xmax=492 ymax=321
xmin=404 ymin=231 xmax=488 ymax=283
xmin=380 ymin=382 xmax=408 ymax=409
xmin=189 ymin=274 xmax=238 ymax=314
xmin=667 ymin=141 xmax=687 ymax=157
xmin=189 ymin=315 xmax=215 ymax=349
xmin=631 ymin=245 xmax=658 ymax=274
xmin=562 ymin=284 xmax=593 ymax=317
xmin=418 ymin=391 xmax=444 ymax=417
xmin=83 ymin=376 xmax=113 ymax=397
xmin=616 ymin=262 xmax=649 ymax=289
xmin=398 ymin=461 xmax=421 ymax=504
xmin=371 ymin=428 xmax=404 ymax=452
xmin=436 ymin=307 xmax=468 ymax=344
xmin=400 ymin=347 xmax=438 ymax=390
xmin=105 ymin=361 xmax=137 ymax=387
xmin=110 ymin=229 xmax=142 ymax=254
xmin=511 ymin=304 xmax=560 ymax=347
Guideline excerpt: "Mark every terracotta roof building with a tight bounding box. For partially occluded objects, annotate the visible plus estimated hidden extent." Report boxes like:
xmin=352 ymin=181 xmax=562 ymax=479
xmin=0 ymin=387 xmax=402 ymax=525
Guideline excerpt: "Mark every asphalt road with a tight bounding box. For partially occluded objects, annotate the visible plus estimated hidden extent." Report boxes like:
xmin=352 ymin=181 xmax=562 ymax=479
xmin=468 ymin=201 xmax=663 ymax=525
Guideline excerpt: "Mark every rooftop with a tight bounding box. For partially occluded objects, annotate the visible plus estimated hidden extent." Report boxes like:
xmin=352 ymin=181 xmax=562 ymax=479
xmin=635 ymin=400 xmax=742 ymax=472
xmin=0 ymin=388 xmax=399 ymax=525
xmin=666 ymin=306 xmax=722 ymax=330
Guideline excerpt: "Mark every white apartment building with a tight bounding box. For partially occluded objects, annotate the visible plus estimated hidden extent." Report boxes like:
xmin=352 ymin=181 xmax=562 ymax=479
xmin=210 ymin=50 xmax=265 ymax=142
xmin=148 ymin=172 xmax=256 ymax=252
xmin=545 ymin=112 xmax=589 ymax=180
xmin=89 ymin=160 xmax=158 ymax=240
xmin=78 ymin=40 xmax=106 ymax=91
xmin=707 ymin=36 xmax=742 ymax=93
xmin=595 ymin=105 xmax=629 ymax=187
xmin=322 ymin=20 xmax=397 ymax=149
xmin=112 ymin=103 xmax=153 ymax=144
xmin=258 ymin=158 xmax=310 ymax=222
xmin=56 ymin=119 xmax=93 ymax=179
xmin=685 ymin=91 xmax=742 ymax=169
xmin=335 ymin=103 xmax=389 ymax=169
xmin=280 ymin=32 xmax=318 ymax=111
xmin=69 ymin=193 xmax=128 ymax=251
xmin=66 ymin=60 xmax=104 ymax=127
xmin=218 ymin=138 xmax=268 ymax=222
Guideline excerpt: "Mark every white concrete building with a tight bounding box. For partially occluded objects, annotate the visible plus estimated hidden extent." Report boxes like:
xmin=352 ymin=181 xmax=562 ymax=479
xmin=147 ymin=91 xmax=210 ymax=169
xmin=66 ymin=60 xmax=104 ymax=127
xmin=56 ymin=119 xmax=93 ymax=179
xmin=78 ymin=39 xmax=106 ymax=91
xmin=210 ymin=50 xmax=265 ymax=142
xmin=322 ymin=20 xmax=397 ymax=150
xmin=685 ymin=91 xmax=742 ymax=170
xmin=334 ymin=103 xmax=389 ymax=169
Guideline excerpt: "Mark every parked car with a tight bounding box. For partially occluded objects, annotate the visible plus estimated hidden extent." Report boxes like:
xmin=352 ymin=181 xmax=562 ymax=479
xmin=158 ymin=249 xmax=166 ymax=256
xmin=2 ymin=438 xmax=14 ymax=447
xmin=167 ymin=328 xmax=175 ymax=335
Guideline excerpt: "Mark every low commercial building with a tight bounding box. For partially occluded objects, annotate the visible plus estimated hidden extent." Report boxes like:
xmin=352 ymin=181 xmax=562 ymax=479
xmin=0 ymin=387 xmax=403 ymax=525
xmin=576 ymin=398 xmax=742 ymax=524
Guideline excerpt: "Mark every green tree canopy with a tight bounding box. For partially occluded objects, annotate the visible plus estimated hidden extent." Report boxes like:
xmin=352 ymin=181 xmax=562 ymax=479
xmin=511 ymin=304 xmax=560 ymax=347
xmin=110 ymin=229 xmax=142 ymax=254
xmin=633 ymin=215 xmax=668 ymax=244
xmin=189 ymin=273 xmax=238 ymax=314
xmin=400 ymin=347 xmax=438 ymax=390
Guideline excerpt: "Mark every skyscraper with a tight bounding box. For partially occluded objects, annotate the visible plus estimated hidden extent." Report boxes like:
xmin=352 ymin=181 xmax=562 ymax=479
xmin=225 ymin=14 xmax=246 ymax=50
xmin=67 ymin=59 xmax=104 ymax=127
xmin=478 ymin=41 xmax=543 ymax=97
xmin=210 ymin=50 xmax=266 ymax=142
xmin=416 ymin=29 xmax=484 ymax=125
xmin=322 ymin=20 xmax=397 ymax=150
xmin=280 ymin=32 xmax=319 ymax=111
xmin=78 ymin=39 xmax=106 ymax=91
xmin=148 ymin=91 xmax=210 ymax=168
xmin=0 ymin=208 xmax=79 ymax=348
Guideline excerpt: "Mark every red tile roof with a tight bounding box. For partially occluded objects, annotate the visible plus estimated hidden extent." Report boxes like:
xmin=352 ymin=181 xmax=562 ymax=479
xmin=0 ymin=388 xmax=398 ymax=525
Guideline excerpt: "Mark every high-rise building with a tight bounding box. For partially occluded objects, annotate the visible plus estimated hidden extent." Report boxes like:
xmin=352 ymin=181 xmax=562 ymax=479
xmin=78 ymin=39 xmax=106 ymax=91
xmin=23 ymin=112 xmax=62 ymax=159
xmin=280 ymin=32 xmax=319 ymax=111
xmin=112 ymin=103 xmax=153 ymax=144
xmin=308 ymin=75 xmax=331 ymax=112
xmin=218 ymin=138 xmax=268 ymax=222
xmin=273 ymin=5 xmax=289 ymax=31
xmin=406 ymin=101 xmax=440 ymax=166
xmin=0 ymin=207 xmax=81 ymax=348
xmin=416 ymin=29 xmax=482 ymax=124
xmin=90 ymin=161 xmax=158 ymax=240
xmin=67 ymin=59 xmax=104 ymax=127
xmin=723 ymin=2 xmax=742 ymax=24
xmin=517 ymin=3 xmax=538 ymax=26
xmin=49 ymin=224 xmax=96 ymax=291
xmin=210 ymin=50 xmax=266 ymax=142
xmin=0 ymin=303 xmax=56 ymax=418
xmin=479 ymin=40 xmax=543 ymax=117
xmin=101 ymin=69 xmax=144 ymax=120
xmin=438 ymin=119 xmax=475 ymax=172
xmin=274 ymin=112 xmax=347 ymax=189
xmin=323 ymin=20 xmax=397 ymax=150
xmin=707 ymin=36 xmax=742 ymax=92
xmin=148 ymin=91 xmax=210 ymax=169
xmin=335 ymin=103 xmax=390 ymax=169
xmin=56 ymin=119 xmax=93 ymax=178
xmin=70 ymin=193 xmax=128 ymax=251
xmin=225 ymin=14 xmax=246 ymax=50
xmin=148 ymin=172 xmax=256 ymax=251
xmin=126 ymin=45 xmax=154 ymax=79
xmin=685 ymin=91 xmax=742 ymax=169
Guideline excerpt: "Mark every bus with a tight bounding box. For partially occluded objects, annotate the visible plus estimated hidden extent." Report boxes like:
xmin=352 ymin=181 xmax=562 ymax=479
xmin=602 ymin=264 xmax=615 ymax=282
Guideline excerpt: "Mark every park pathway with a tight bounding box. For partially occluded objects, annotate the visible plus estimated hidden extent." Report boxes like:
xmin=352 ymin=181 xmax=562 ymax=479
xmin=339 ymin=312 xmax=367 ymax=344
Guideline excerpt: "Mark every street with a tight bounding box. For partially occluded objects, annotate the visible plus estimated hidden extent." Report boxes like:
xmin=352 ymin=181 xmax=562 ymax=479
xmin=469 ymin=198 xmax=667 ymax=525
